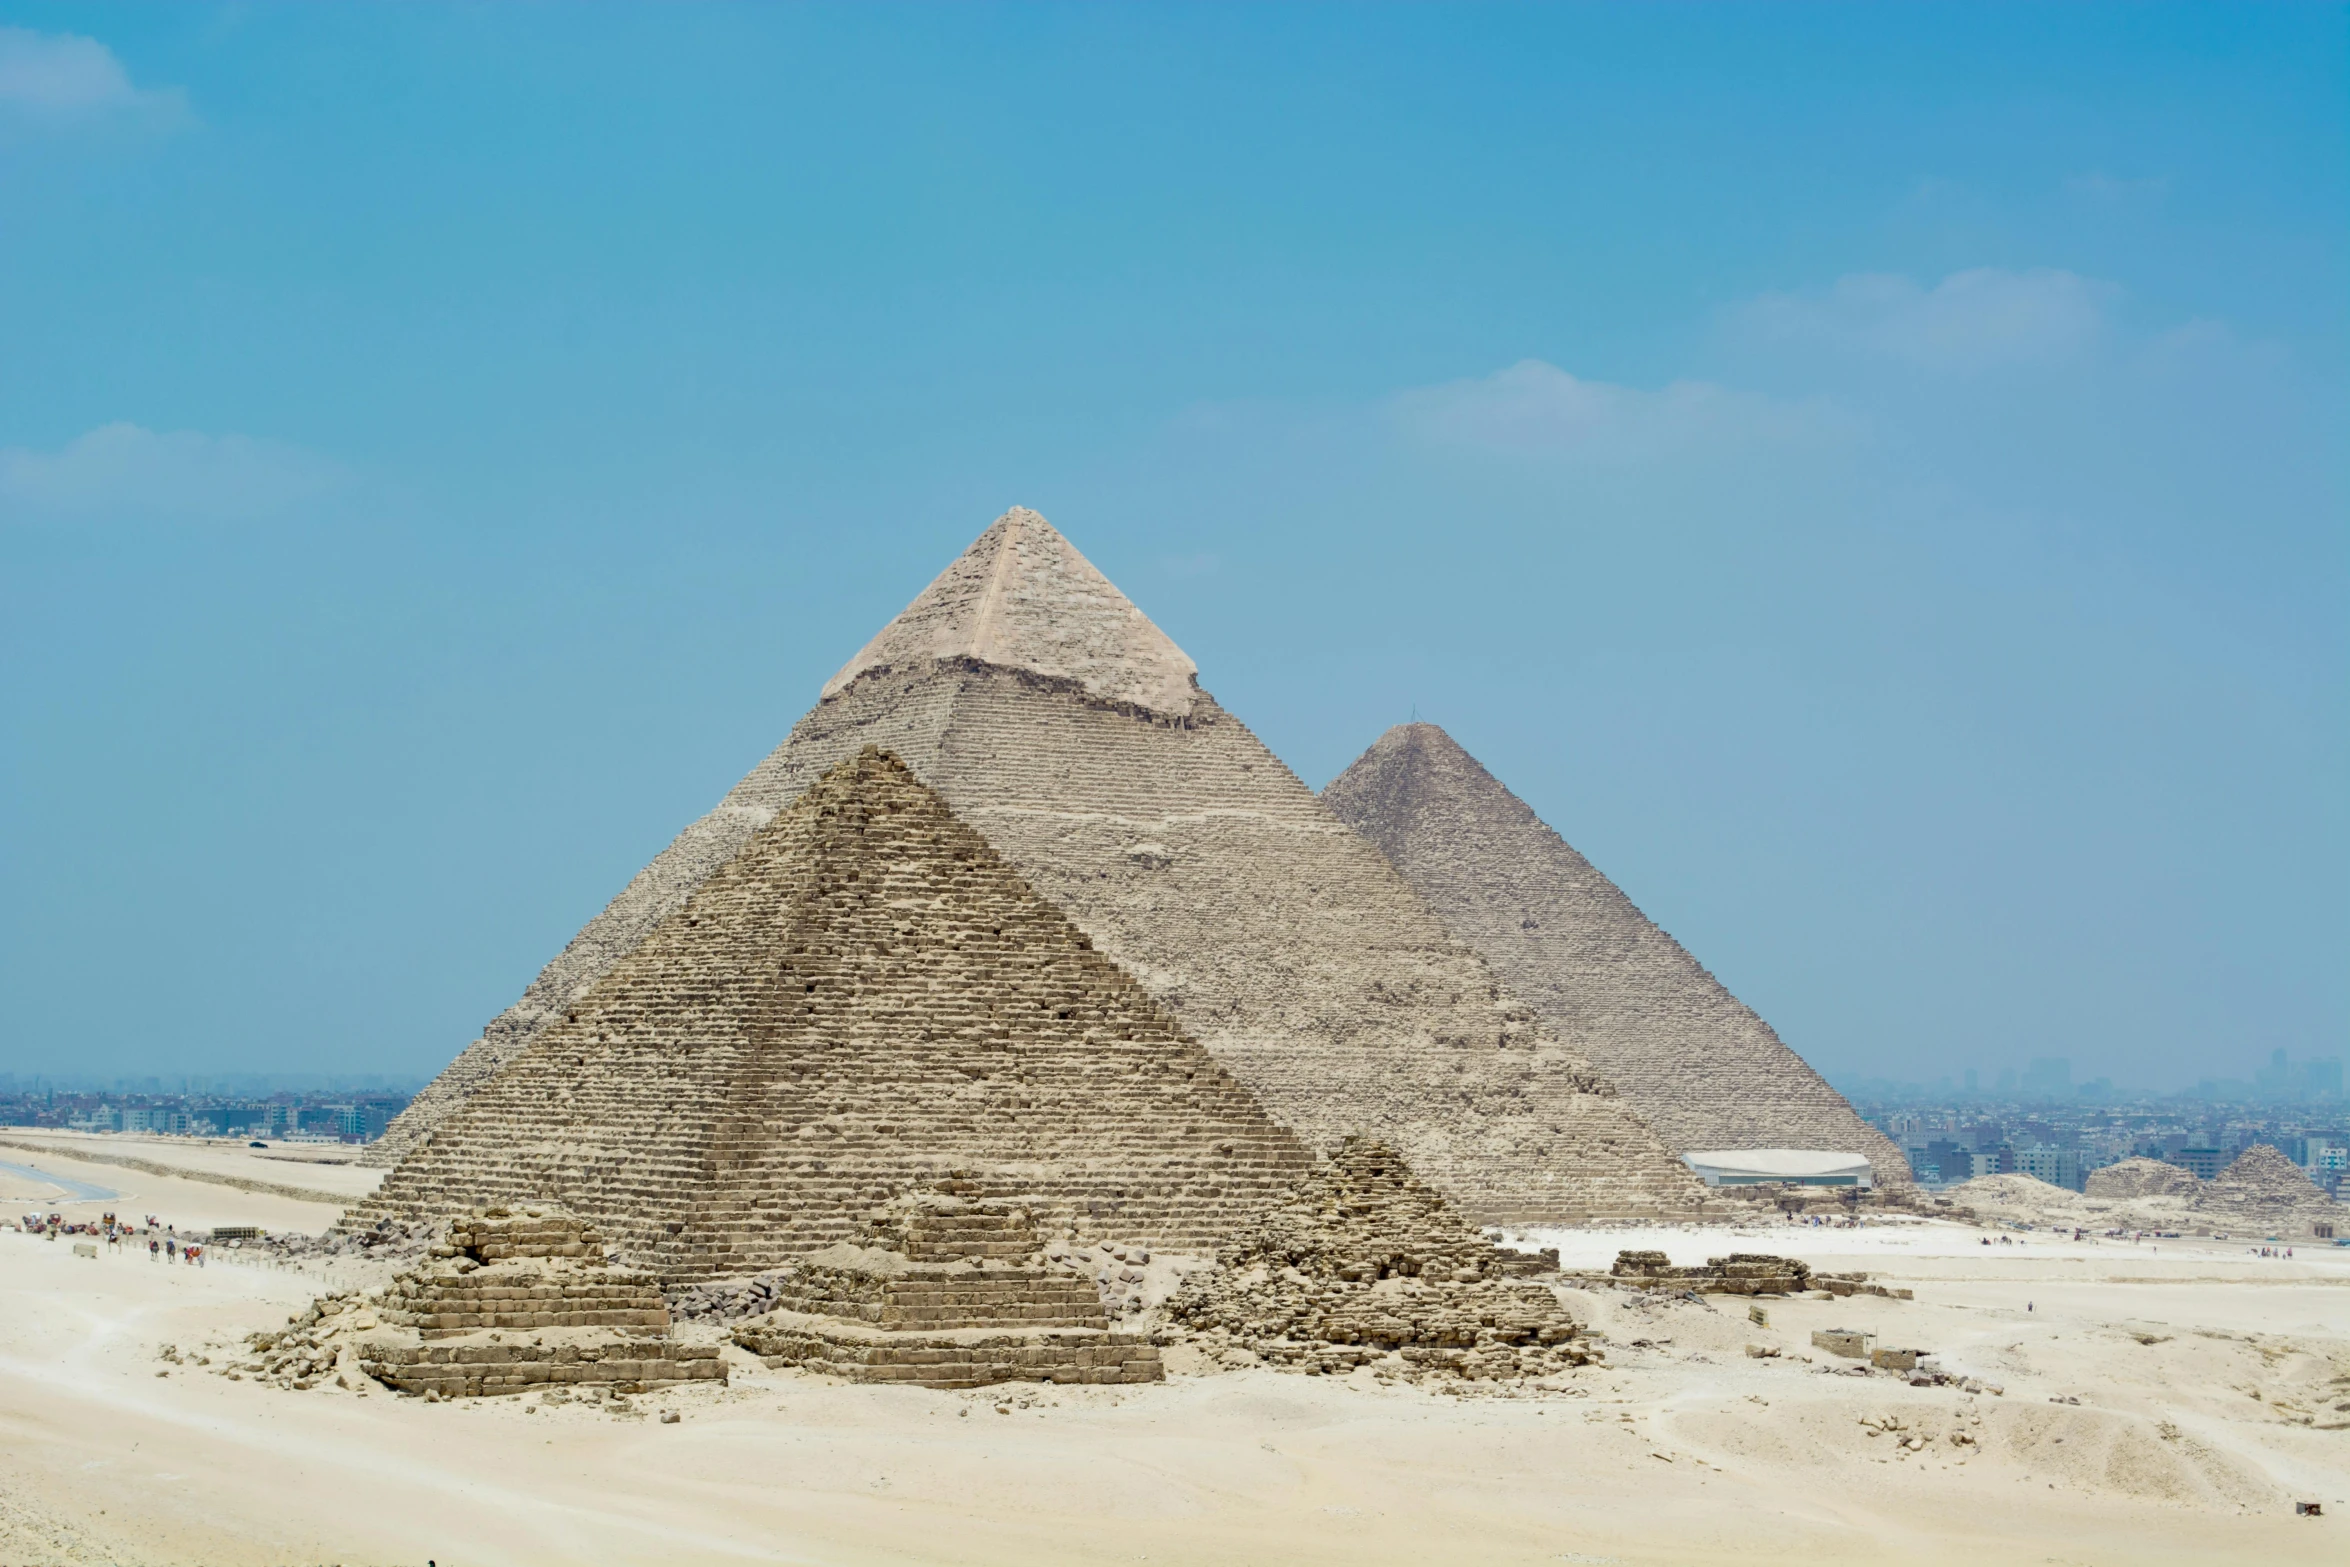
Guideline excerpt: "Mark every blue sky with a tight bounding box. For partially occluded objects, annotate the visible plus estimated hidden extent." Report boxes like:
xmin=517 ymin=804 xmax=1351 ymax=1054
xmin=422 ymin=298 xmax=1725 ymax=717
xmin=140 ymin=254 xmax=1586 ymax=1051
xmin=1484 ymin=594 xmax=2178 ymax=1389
xmin=2 ymin=5 xmax=2342 ymax=1092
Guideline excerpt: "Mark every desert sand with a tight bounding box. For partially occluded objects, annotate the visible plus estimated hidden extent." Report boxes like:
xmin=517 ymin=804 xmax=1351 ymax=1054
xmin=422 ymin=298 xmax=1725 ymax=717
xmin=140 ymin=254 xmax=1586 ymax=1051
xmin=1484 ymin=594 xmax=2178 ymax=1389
xmin=2 ymin=1135 xmax=2342 ymax=1566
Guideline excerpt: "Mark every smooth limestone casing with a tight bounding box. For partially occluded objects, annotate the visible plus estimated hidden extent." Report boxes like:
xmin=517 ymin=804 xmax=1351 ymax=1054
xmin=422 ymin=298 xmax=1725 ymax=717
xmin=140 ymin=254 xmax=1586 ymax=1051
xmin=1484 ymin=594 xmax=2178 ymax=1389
xmin=1321 ymin=722 xmax=1910 ymax=1188
xmin=372 ymin=510 xmax=1705 ymax=1225
xmin=349 ymin=749 xmax=1316 ymax=1281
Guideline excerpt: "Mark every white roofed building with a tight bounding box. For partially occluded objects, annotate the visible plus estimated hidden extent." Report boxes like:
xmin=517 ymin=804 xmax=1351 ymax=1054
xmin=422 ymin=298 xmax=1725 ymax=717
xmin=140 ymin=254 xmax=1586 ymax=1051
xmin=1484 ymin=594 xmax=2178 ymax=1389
xmin=1683 ymin=1149 xmax=1875 ymax=1189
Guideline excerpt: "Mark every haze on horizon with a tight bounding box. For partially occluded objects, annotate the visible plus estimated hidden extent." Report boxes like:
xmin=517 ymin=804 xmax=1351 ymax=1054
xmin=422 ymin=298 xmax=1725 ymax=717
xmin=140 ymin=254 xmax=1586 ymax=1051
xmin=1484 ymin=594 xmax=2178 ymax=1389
xmin=1 ymin=6 xmax=2342 ymax=1096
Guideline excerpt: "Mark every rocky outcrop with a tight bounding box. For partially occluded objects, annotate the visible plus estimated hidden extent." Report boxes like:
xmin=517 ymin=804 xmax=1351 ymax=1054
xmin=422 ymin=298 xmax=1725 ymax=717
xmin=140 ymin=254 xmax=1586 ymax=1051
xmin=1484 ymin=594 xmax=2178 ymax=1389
xmin=1167 ymin=1138 xmax=1599 ymax=1381
xmin=1321 ymin=723 xmax=1909 ymax=1187
xmin=729 ymin=1185 xmax=1161 ymax=1388
xmin=372 ymin=510 xmax=1705 ymax=1226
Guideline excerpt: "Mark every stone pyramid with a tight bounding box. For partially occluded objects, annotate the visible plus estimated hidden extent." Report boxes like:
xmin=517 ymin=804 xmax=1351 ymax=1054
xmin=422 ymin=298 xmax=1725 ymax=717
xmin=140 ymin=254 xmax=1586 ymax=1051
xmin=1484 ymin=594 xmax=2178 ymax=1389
xmin=373 ymin=508 xmax=1704 ymax=1223
xmin=350 ymin=748 xmax=1316 ymax=1280
xmin=730 ymin=1184 xmax=1164 ymax=1388
xmin=2191 ymin=1145 xmax=2339 ymax=1236
xmin=2084 ymin=1157 xmax=2201 ymax=1200
xmin=1321 ymin=723 xmax=1908 ymax=1186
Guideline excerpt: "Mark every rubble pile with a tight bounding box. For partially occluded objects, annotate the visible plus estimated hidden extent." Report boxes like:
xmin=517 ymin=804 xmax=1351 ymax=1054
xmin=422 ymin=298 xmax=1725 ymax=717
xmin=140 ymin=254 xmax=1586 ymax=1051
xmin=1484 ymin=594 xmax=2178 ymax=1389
xmin=1166 ymin=1138 xmax=1598 ymax=1381
xmin=1570 ymin=1249 xmax=1911 ymax=1301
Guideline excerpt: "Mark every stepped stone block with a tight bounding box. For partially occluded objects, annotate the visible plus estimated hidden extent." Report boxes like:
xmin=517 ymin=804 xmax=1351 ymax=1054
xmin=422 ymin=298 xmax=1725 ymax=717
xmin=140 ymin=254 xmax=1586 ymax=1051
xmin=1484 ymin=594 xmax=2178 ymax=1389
xmin=371 ymin=509 xmax=1704 ymax=1225
xmin=346 ymin=750 xmax=1316 ymax=1281
xmin=1321 ymin=722 xmax=1910 ymax=1188
xmin=731 ymin=1187 xmax=1163 ymax=1389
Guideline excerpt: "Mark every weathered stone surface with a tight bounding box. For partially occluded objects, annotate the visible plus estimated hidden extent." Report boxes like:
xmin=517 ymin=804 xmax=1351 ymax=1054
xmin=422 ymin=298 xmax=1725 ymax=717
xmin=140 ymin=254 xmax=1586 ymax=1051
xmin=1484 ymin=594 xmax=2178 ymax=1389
xmin=255 ymin=1206 xmax=724 ymax=1400
xmin=2191 ymin=1145 xmax=2339 ymax=1236
xmin=2084 ymin=1157 xmax=2202 ymax=1200
xmin=1167 ymin=1138 xmax=1599 ymax=1381
xmin=348 ymin=749 xmax=1315 ymax=1279
xmin=371 ymin=510 xmax=1705 ymax=1225
xmin=1320 ymin=722 xmax=1909 ymax=1187
xmin=731 ymin=1186 xmax=1163 ymax=1388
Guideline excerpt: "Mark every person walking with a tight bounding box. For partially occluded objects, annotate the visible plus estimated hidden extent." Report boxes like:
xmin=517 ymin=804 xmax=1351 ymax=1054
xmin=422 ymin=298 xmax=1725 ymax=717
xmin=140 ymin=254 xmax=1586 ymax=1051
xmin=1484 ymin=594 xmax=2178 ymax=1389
xmin=149 ymin=1237 xmax=159 ymax=1261
xmin=165 ymin=1236 xmax=176 ymax=1264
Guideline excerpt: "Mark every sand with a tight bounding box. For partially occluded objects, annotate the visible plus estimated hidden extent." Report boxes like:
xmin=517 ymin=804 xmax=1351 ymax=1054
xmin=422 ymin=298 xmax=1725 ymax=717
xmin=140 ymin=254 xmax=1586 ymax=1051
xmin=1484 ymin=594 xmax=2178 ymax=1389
xmin=3 ymin=1179 xmax=2343 ymax=1567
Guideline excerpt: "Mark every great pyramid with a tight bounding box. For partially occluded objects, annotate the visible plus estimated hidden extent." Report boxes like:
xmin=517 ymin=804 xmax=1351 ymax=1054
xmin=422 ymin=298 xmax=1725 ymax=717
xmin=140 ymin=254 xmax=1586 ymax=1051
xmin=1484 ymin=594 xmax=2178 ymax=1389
xmin=373 ymin=509 xmax=1704 ymax=1223
xmin=1321 ymin=723 xmax=1908 ymax=1186
xmin=350 ymin=748 xmax=1314 ymax=1279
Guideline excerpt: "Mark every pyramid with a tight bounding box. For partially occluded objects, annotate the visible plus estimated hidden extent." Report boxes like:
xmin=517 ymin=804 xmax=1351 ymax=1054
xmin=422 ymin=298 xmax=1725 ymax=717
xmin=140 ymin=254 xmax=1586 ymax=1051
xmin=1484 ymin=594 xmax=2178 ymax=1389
xmin=2083 ymin=1157 xmax=2201 ymax=1200
xmin=1320 ymin=723 xmax=1909 ymax=1186
xmin=729 ymin=1184 xmax=1164 ymax=1388
xmin=2191 ymin=1145 xmax=2339 ymax=1236
xmin=372 ymin=509 xmax=1704 ymax=1224
xmin=349 ymin=748 xmax=1317 ymax=1279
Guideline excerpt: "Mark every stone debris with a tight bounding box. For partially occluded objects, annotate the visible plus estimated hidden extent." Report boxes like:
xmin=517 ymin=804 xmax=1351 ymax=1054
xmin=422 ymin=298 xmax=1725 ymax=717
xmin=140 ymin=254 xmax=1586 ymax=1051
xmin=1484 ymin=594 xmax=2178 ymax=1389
xmin=371 ymin=509 xmax=1707 ymax=1229
xmin=2085 ymin=1158 xmax=2203 ymax=1200
xmin=349 ymin=748 xmax=1315 ymax=1281
xmin=1166 ymin=1138 xmax=1599 ymax=1382
xmin=1564 ymin=1248 xmax=1910 ymax=1300
xmin=2190 ymin=1146 xmax=2340 ymax=1237
xmin=242 ymin=1206 xmax=724 ymax=1400
xmin=730 ymin=1184 xmax=1162 ymax=1389
xmin=1320 ymin=722 xmax=1910 ymax=1187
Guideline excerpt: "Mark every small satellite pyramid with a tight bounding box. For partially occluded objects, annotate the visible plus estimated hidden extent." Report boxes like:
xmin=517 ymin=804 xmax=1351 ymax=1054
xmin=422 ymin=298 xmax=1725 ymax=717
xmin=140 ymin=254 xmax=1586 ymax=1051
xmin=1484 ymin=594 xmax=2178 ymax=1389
xmin=2191 ymin=1145 xmax=2339 ymax=1236
xmin=1322 ymin=723 xmax=1909 ymax=1186
xmin=374 ymin=509 xmax=1704 ymax=1223
xmin=352 ymin=748 xmax=1315 ymax=1278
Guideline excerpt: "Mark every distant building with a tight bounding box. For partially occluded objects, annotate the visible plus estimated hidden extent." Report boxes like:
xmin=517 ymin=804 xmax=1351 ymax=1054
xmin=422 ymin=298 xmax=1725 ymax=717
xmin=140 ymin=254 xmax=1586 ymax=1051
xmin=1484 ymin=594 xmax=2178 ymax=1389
xmin=2177 ymin=1147 xmax=2224 ymax=1181
xmin=2015 ymin=1146 xmax=2085 ymax=1191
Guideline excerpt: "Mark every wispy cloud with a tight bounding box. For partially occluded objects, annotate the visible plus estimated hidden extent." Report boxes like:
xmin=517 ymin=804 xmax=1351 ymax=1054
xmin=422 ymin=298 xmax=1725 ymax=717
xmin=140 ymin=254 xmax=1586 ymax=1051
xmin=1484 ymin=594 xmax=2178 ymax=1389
xmin=1738 ymin=268 xmax=2114 ymax=372
xmin=1387 ymin=359 xmax=1850 ymax=462
xmin=2066 ymin=171 xmax=2170 ymax=204
xmin=0 ymin=424 xmax=347 ymax=522
xmin=0 ymin=27 xmax=187 ymax=127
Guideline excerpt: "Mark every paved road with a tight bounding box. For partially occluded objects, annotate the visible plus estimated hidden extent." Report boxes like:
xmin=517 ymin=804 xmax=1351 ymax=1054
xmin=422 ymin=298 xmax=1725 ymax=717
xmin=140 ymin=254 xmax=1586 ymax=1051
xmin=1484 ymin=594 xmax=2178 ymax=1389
xmin=0 ymin=1160 xmax=121 ymax=1204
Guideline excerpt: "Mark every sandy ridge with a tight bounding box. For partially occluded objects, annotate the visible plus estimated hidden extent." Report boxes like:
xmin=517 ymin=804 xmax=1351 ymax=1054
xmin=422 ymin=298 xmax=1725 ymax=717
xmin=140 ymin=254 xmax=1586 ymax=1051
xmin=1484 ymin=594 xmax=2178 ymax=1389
xmin=0 ymin=1136 xmax=353 ymax=1208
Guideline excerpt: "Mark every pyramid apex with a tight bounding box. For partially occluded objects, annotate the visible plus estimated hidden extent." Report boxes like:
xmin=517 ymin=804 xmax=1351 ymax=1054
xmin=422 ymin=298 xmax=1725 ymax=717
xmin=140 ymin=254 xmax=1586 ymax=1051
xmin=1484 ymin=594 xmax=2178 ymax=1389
xmin=823 ymin=507 xmax=1201 ymax=717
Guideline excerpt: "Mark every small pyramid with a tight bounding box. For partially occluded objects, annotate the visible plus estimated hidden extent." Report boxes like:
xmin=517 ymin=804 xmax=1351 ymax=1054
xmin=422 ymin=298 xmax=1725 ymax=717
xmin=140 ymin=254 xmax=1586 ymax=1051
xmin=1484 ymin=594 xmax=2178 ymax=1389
xmin=350 ymin=748 xmax=1315 ymax=1280
xmin=2191 ymin=1145 xmax=2339 ymax=1236
xmin=730 ymin=1186 xmax=1164 ymax=1388
xmin=1322 ymin=723 xmax=1909 ymax=1186
xmin=2084 ymin=1157 xmax=2201 ymax=1200
xmin=374 ymin=511 xmax=1706 ymax=1225
xmin=823 ymin=507 xmax=1201 ymax=718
